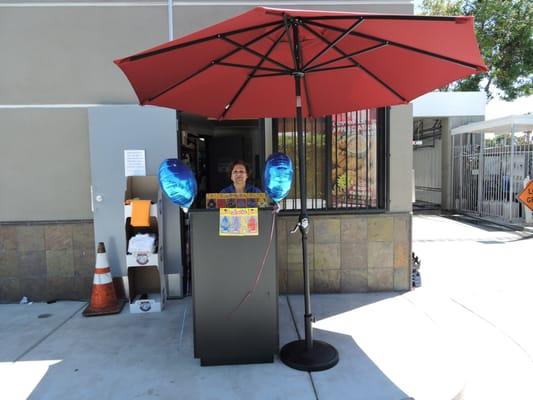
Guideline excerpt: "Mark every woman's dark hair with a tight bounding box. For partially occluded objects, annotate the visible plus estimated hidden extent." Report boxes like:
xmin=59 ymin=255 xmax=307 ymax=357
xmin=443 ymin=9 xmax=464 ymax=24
xmin=228 ymin=160 xmax=251 ymax=179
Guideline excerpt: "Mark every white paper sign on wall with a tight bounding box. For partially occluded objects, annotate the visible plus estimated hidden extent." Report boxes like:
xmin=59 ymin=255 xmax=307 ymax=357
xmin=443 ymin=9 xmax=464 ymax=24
xmin=124 ymin=149 xmax=146 ymax=176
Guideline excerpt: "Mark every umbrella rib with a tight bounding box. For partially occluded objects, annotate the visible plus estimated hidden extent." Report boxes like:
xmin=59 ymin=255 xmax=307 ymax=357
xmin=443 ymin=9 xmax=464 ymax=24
xmin=251 ymin=72 xmax=289 ymax=78
xmin=306 ymin=19 xmax=484 ymax=71
xmin=358 ymin=63 xmax=407 ymax=102
xmin=301 ymin=22 xmax=407 ymax=102
xmin=121 ymin=21 xmax=282 ymax=63
xmin=301 ymin=14 xmax=459 ymax=22
xmin=304 ymin=43 xmax=388 ymax=72
xmin=144 ymin=23 xmax=285 ymax=103
xmin=219 ymin=29 xmax=288 ymax=119
xmin=305 ymin=64 xmax=361 ymax=73
xmin=302 ymin=17 xmax=364 ymax=70
xmin=216 ymin=61 xmax=286 ymax=73
xmin=220 ymin=36 xmax=292 ymax=72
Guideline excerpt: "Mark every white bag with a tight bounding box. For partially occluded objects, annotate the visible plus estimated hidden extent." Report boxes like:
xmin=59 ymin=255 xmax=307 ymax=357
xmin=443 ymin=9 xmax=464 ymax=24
xmin=128 ymin=233 xmax=156 ymax=254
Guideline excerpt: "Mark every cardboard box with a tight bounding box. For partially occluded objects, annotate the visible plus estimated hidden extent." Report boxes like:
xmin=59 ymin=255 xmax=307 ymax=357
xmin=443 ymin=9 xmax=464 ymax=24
xmin=127 ymin=265 xmax=166 ymax=314
xmin=125 ymin=217 xmax=161 ymax=267
xmin=124 ymin=176 xmax=166 ymax=313
xmin=125 ymin=176 xmax=161 ymax=204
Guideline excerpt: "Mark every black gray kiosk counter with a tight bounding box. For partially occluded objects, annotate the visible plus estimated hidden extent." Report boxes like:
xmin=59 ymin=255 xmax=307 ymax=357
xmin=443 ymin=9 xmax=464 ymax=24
xmin=189 ymin=207 xmax=278 ymax=366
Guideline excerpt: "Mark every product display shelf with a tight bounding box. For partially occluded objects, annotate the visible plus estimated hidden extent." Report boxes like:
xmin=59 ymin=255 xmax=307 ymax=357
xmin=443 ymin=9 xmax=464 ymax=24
xmin=124 ymin=176 xmax=167 ymax=313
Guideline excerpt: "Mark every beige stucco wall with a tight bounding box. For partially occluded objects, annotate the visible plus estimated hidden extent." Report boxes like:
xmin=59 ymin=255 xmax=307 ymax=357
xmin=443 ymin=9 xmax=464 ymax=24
xmin=0 ymin=108 xmax=92 ymax=221
xmin=0 ymin=5 xmax=167 ymax=104
xmin=390 ymin=104 xmax=414 ymax=212
xmin=0 ymin=1 xmax=412 ymax=105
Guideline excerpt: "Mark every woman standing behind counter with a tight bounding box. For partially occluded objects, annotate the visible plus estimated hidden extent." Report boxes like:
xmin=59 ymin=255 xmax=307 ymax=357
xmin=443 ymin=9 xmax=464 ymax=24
xmin=221 ymin=160 xmax=262 ymax=193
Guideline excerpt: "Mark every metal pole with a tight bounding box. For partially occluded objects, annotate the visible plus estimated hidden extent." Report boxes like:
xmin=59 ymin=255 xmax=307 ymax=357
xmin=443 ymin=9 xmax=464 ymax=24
xmin=478 ymin=133 xmax=485 ymax=216
xmin=509 ymin=123 xmax=515 ymax=221
xmin=279 ymin=17 xmax=338 ymax=373
xmin=294 ymin=75 xmax=313 ymax=350
xmin=457 ymin=133 xmax=465 ymax=211
xmin=168 ymin=0 xmax=174 ymax=41
xmin=291 ymin=20 xmax=312 ymax=350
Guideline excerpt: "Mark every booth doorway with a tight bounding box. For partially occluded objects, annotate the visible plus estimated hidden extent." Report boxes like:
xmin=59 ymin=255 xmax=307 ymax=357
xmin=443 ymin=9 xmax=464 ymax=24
xmin=178 ymin=113 xmax=265 ymax=294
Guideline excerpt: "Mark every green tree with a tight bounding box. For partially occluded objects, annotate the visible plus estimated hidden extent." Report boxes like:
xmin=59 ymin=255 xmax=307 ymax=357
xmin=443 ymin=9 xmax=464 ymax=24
xmin=419 ymin=0 xmax=532 ymax=100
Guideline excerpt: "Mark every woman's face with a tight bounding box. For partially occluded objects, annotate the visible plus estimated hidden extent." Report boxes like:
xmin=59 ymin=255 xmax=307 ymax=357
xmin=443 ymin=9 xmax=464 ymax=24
xmin=231 ymin=164 xmax=248 ymax=186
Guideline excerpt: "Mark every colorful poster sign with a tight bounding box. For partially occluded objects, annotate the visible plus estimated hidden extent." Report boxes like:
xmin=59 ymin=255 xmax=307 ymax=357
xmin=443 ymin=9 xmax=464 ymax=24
xmin=219 ymin=208 xmax=259 ymax=236
xmin=206 ymin=193 xmax=267 ymax=209
xmin=331 ymin=110 xmax=377 ymax=207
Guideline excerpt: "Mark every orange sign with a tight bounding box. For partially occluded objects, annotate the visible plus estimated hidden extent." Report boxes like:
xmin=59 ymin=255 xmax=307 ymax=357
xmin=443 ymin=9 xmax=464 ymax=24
xmin=517 ymin=180 xmax=533 ymax=211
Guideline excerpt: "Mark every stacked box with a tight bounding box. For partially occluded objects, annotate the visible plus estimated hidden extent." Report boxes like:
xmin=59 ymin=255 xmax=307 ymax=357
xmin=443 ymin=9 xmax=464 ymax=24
xmin=124 ymin=176 xmax=166 ymax=313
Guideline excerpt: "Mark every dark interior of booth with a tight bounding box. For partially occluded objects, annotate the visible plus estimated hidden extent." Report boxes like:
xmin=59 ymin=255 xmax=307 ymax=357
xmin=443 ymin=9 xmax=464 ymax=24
xmin=178 ymin=113 xmax=265 ymax=295
xmin=179 ymin=112 xmax=264 ymax=209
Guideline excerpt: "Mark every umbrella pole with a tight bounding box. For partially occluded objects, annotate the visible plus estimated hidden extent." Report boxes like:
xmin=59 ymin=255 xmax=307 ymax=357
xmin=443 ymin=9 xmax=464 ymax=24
xmin=279 ymin=72 xmax=338 ymax=372
xmin=295 ymin=78 xmax=313 ymax=351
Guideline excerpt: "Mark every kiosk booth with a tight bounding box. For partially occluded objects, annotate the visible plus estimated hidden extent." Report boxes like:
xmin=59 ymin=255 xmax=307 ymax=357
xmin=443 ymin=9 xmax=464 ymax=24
xmin=189 ymin=194 xmax=278 ymax=366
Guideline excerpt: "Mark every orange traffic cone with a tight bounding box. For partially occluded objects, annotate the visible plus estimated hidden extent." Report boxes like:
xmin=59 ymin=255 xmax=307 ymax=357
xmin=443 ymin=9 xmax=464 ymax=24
xmin=83 ymin=242 xmax=125 ymax=317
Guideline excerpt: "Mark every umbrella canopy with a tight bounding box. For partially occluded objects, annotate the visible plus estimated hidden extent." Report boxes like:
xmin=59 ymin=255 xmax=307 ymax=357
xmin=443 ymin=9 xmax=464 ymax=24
xmin=115 ymin=6 xmax=486 ymax=120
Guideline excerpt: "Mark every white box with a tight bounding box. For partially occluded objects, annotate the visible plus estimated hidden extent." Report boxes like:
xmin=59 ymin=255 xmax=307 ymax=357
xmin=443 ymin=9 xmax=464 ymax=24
xmin=129 ymin=293 xmax=165 ymax=313
xmin=126 ymin=251 xmax=161 ymax=268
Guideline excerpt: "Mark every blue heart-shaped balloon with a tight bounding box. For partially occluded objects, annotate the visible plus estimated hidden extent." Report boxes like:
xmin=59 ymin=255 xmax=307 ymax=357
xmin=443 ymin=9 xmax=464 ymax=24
xmin=263 ymin=153 xmax=293 ymax=203
xmin=159 ymin=158 xmax=197 ymax=211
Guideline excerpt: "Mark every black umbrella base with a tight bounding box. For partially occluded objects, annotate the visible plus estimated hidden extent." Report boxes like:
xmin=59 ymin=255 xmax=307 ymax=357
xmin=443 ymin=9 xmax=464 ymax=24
xmin=280 ymin=339 xmax=339 ymax=372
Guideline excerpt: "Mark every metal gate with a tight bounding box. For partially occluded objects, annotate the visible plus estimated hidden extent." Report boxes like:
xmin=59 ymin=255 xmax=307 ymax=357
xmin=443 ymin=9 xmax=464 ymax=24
xmin=452 ymin=132 xmax=533 ymax=223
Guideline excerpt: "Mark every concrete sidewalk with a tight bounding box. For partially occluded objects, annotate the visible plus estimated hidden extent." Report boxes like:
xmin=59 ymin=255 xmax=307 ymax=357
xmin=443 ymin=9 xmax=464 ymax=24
xmin=1 ymin=292 xmax=465 ymax=400
xmin=412 ymin=213 xmax=533 ymax=400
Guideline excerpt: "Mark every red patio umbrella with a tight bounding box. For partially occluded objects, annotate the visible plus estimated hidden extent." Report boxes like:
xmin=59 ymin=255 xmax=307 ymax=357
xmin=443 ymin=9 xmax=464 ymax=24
xmin=115 ymin=6 xmax=486 ymax=371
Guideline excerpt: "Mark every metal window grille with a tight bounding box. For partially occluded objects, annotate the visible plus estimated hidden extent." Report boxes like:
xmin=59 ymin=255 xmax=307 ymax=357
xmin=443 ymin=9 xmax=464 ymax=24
xmin=273 ymin=108 xmax=383 ymax=211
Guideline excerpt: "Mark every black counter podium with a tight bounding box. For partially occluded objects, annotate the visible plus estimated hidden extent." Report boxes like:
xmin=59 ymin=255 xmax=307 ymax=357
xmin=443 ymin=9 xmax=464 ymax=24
xmin=189 ymin=209 xmax=278 ymax=366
